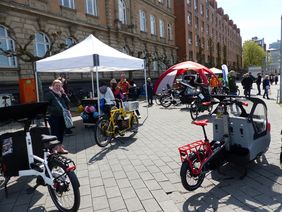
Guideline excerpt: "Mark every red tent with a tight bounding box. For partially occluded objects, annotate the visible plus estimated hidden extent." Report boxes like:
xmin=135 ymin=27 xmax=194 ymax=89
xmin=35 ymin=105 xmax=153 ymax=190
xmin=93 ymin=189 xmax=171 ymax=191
xmin=153 ymin=61 xmax=221 ymax=94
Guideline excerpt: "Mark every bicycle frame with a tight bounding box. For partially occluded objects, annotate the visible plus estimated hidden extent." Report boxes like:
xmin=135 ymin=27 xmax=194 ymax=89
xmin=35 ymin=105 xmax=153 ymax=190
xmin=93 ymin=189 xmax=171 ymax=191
xmin=18 ymin=131 xmax=54 ymax=186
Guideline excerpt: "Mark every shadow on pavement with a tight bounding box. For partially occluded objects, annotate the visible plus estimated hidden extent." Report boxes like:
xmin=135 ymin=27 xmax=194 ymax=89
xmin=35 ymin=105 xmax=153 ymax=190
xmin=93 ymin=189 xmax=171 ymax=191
xmin=87 ymin=136 xmax=138 ymax=165
xmin=182 ymin=160 xmax=282 ymax=211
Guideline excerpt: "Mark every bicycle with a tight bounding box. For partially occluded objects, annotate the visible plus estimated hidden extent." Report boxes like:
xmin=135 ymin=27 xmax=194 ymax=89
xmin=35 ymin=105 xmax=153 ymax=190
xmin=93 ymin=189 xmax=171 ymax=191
xmin=0 ymin=102 xmax=80 ymax=211
xmin=95 ymin=99 xmax=139 ymax=147
xmin=179 ymin=96 xmax=271 ymax=191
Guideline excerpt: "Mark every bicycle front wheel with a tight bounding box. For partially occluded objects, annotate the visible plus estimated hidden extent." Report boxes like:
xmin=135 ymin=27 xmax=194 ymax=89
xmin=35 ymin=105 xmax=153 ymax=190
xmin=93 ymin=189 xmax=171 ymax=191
xmin=95 ymin=118 xmax=112 ymax=147
xmin=48 ymin=159 xmax=80 ymax=212
xmin=190 ymin=102 xmax=199 ymax=120
xmin=160 ymin=95 xmax=172 ymax=108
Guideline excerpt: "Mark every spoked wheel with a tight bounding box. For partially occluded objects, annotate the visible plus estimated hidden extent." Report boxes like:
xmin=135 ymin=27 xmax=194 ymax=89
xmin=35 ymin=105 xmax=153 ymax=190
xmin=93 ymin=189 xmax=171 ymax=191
xmin=180 ymin=155 xmax=205 ymax=191
xmin=95 ymin=118 xmax=112 ymax=147
xmin=190 ymin=102 xmax=199 ymax=120
xmin=130 ymin=114 xmax=139 ymax=133
xmin=160 ymin=95 xmax=172 ymax=108
xmin=48 ymin=160 xmax=80 ymax=212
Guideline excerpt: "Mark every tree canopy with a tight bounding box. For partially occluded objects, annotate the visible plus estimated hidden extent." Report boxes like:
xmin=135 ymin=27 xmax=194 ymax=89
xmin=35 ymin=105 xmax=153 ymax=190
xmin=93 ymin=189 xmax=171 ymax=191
xmin=242 ymin=40 xmax=266 ymax=69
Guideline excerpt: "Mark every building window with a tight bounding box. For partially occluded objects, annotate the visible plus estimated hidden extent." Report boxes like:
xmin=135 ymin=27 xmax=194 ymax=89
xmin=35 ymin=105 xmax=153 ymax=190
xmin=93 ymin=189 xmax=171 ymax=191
xmin=118 ymin=0 xmax=127 ymax=24
xmin=167 ymin=23 xmax=173 ymax=40
xmin=34 ymin=32 xmax=50 ymax=57
xmin=195 ymin=17 xmax=199 ymax=29
xmin=200 ymin=4 xmax=203 ymax=15
xmin=150 ymin=15 xmax=156 ymax=35
xmin=85 ymin=0 xmax=97 ymax=16
xmin=188 ymin=31 xmax=193 ymax=45
xmin=167 ymin=0 xmax=171 ymax=8
xmin=65 ymin=37 xmax=76 ymax=48
xmin=0 ymin=25 xmax=17 ymax=68
xmin=195 ymin=34 xmax=199 ymax=46
xmin=159 ymin=19 xmax=164 ymax=37
xmin=194 ymin=0 xmax=198 ymax=11
xmin=60 ymin=0 xmax=75 ymax=9
xmin=139 ymin=10 xmax=146 ymax=32
xmin=187 ymin=12 xmax=192 ymax=25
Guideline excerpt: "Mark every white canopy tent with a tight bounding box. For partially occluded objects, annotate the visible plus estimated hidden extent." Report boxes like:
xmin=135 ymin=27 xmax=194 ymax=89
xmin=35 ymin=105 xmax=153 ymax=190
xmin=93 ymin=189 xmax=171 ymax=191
xmin=36 ymin=34 xmax=146 ymax=114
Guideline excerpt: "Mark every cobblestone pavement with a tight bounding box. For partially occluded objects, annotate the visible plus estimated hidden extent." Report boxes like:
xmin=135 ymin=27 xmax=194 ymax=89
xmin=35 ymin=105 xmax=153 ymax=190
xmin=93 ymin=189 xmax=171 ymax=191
xmin=0 ymin=83 xmax=282 ymax=212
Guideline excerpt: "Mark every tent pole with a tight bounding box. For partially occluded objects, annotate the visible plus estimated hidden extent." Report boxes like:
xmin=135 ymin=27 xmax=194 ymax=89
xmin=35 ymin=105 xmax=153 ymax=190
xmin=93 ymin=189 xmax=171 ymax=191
xmin=91 ymin=70 xmax=95 ymax=98
xmin=95 ymin=66 xmax=100 ymax=115
xmin=144 ymin=65 xmax=149 ymax=120
xmin=35 ymin=69 xmax=39 ymax=102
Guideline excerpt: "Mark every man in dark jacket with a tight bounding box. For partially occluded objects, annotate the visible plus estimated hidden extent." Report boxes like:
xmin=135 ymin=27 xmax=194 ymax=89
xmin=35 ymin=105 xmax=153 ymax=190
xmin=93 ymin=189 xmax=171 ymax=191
xmin=256 ymin=73 xmax=262 ymax=95
xmin=241 ymin=73 xmax=253 ymax=97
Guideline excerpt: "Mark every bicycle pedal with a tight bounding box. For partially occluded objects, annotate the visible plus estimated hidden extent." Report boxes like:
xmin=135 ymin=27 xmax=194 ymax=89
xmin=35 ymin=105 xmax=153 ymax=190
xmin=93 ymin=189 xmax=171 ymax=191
xmin=30 ymin=162 xmax=43 ymax=172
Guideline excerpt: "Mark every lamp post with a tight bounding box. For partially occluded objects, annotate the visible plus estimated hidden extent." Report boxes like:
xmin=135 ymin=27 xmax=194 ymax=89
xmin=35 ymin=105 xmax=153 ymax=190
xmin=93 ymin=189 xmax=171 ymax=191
xmin=280 ymin=15 xmax=282 ymax=103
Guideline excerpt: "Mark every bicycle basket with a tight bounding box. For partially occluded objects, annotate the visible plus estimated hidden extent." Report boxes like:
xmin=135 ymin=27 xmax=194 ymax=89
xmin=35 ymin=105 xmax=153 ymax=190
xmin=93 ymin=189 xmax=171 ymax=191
xmin=123 ymin=101 xmax=139 ymax=111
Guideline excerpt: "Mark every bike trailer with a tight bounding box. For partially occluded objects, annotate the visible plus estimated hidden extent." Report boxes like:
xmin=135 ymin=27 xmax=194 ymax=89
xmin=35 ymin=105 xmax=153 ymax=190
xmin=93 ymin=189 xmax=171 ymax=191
xmin=212 ymin=97 xmax=271 ymax=162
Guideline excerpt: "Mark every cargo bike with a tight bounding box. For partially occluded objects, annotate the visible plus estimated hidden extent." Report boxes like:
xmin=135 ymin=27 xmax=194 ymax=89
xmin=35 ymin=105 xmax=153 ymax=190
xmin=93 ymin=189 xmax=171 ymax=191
xmin=178 ymin=96 xmax=271 ymax=191
xmin=0 ymin=102 xmax=80 ymax=211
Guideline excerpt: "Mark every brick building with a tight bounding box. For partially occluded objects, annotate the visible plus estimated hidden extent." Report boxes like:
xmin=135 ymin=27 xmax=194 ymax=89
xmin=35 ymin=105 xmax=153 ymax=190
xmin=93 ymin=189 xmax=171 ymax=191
xmin=0 ymin=0 xmax=177 ymax=101
xmin=174 ymin=0 xmax=242 ymax=70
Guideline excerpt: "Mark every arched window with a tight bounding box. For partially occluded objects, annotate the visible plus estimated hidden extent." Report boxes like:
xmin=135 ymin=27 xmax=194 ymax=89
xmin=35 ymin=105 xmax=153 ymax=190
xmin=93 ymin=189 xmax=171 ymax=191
xmin=150 ymin=15 xmax=156 ymax=35
xmin=65 ymin=37 xmax=77 ymax=48
xmin=139 ymin=10 xmax=146 ymax=32
xmin=34 ymin=32 xmax=50 ymax=57
xmin=0 ymin=25 xmax=17 ymax=68
xmin=118 ymin=0 xmax=127 ymax=24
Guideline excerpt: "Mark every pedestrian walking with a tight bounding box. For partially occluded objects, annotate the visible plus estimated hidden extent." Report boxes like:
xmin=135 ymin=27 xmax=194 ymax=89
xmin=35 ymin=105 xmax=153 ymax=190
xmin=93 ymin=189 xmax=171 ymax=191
xmin=262 ymin=75 xmax=270 ymax=99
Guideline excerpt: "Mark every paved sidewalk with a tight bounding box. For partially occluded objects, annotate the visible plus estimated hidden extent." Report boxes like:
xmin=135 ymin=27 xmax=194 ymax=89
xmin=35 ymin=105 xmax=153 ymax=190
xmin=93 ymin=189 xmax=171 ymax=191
xmin=0 ymin=83 xmax=282 ymax=212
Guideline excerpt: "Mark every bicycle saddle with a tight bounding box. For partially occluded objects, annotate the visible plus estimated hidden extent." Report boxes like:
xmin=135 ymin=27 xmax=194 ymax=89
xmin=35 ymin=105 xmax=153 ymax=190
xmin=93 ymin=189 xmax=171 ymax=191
xmin=192 ymin=119 xmax=209 ymax=126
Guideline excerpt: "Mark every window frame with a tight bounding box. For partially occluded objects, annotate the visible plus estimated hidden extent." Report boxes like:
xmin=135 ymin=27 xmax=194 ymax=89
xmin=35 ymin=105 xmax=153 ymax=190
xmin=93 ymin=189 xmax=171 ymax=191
xmin=150 ymin=15 xmax=156 ymax=35
xmin=139 ymin=10 xmax=147 ymax=32
xmin=167 ymin=23 xmax=173 ymax=40
xmin=118 ymin=0 xmax=127 ymax=24
xmin=34 ymin=32 xmax=50 ymax=58
xmin=60 ymin=0 xmax=75 ymax=9
xmin=159 ymin=19 xmax=164 ymax=38
xmin=0 ymin=25 xmax=17 ymax=68
xmin=85 ymin=0 xmax=98 ymax=16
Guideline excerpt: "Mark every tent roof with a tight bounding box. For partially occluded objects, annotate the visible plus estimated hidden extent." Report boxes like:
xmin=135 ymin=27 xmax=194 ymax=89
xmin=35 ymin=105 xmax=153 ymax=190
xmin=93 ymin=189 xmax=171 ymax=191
xmin=36 ymin=34 xmax=144 ymax=73
xmin=210 ymin=67 xmax=222 ymax=74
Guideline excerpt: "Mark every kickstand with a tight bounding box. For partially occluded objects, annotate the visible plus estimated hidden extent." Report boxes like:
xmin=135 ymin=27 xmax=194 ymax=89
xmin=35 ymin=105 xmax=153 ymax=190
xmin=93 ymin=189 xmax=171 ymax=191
xmin=4 ymin=177 xmax=10 ymax=198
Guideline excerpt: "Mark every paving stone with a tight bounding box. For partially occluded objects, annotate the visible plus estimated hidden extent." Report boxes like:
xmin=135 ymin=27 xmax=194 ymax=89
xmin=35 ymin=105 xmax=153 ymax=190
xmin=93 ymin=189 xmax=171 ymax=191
xmin=120 ymin=187 xmax=137 ymax=199
xmin=144 ymin=180 xmax=162 ymax=190
xmin=105 ymin=186 xmax=121 ymax=198
xmin=92 ymin=185 xmax=106 ymax=197
xmin=135 ymin=188 xmax=153 ymax=200
xmin=130 ymin=179 xmax=146 ymax=190
xmin=151 ymin=189 xmax=170 ymax=202
xmin=124 ymin=197 xmax=144 ymax=211
xmin=159 ymin=200 xmax=180 ymax=212
xmin=141 ymin=198 xmax=162 ymax=212
xmin=93 ymin=196 xmax=109 ymax=211
xmin=108 ymin=196 xmax=126 ymax=211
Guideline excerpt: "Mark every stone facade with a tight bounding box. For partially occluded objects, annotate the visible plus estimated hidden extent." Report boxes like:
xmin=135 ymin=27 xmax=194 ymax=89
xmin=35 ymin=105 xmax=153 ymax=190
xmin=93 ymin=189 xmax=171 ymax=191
xmin=0 ymin=0 xmax=177 ymax=87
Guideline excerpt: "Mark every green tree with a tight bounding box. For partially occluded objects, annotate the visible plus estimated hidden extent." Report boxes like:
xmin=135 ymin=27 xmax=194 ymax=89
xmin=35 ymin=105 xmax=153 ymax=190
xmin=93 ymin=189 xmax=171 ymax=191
xmin=242 ymin=40 xmax=266 ymax=68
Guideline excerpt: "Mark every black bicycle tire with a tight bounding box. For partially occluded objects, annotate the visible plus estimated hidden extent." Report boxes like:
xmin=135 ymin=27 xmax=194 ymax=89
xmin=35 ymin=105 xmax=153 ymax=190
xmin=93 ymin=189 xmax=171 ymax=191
xmin=48 ymin=160 xmax=80 ymax=212
xmin=130 ymin=114 xmax=139 ymax=133
xmin=180 ymin=156 xmax=205 ymax=191
xmin=160 ymin=95 xmax=172 ymax=108
xmin=95 ymin=118 xmax=111 ymax=147
xmin=190 ymin=102 xmax=198 ymax=120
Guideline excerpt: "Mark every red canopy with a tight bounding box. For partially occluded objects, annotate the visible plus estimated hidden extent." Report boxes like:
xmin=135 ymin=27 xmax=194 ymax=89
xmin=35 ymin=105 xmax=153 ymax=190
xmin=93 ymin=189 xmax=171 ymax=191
xmin=153 ymin=61 xmax=221 ymax=94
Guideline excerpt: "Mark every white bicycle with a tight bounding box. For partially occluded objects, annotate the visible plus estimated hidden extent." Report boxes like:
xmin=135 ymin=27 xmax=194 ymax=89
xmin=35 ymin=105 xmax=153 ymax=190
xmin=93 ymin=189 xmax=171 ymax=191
xmin=0 ymin=102 xmax=80 ymax=212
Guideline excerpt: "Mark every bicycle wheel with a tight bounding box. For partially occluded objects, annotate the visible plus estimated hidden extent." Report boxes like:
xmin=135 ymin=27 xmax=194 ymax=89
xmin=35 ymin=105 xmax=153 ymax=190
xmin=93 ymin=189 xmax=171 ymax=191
xmin=160 ymin=95 xmax=172 ymax=108
xmin=155 ymin=95 xmax=161 ymax=105
xmin=180 ymin=155 xmax=205 ymax=191
xmin=130 ymin=114 xmax=139 ymax=133
xmin=190 ymin=102 xmax=199 ymax=120
xmin=95 ymin=118 xmax=112 ymax=147
xmin=48 ymin=159 xmax=80 ymax=212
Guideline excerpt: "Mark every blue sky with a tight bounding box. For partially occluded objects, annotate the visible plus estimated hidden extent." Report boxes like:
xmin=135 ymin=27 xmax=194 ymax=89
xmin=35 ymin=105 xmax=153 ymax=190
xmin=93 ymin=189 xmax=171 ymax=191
xmin=216 ymin=0 xmax=282 ymax=48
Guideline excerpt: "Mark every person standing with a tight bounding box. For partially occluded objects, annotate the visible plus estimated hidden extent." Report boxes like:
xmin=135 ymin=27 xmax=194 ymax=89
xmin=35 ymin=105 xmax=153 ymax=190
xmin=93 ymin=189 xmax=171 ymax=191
xmin=228 ymin=72 xmax=238 ymax=95
xmin=275 ymin=74 xmax=279 ymax=85
xmin=45 ymin=79 xmax=70 ymax=154
xmin=144 ymin=78 xmax=153 ymax=106
xmin=128 ymin=80 xmax=141 ymax=118
xmin=241 ymin=73 xmax=253 ymax=97
xmin=117 ymin=73 xmax=130 ymax=99
xmin=262 ymin=75 xmax=270 ymax=99
xmin=210 ymin=75 xmax=219 ymax=94
xmin=256 ymin=73 xmax=262 ymax=95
